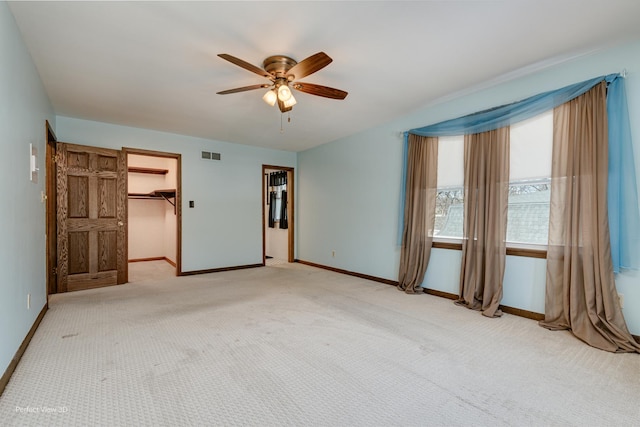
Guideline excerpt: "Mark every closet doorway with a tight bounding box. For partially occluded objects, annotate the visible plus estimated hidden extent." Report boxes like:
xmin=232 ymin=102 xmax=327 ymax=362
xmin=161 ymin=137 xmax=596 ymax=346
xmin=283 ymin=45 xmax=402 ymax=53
xmin=263 ymin=165 xmax=294 ymax=265
xmin=126 ymin=148 xmax=182 ymax=281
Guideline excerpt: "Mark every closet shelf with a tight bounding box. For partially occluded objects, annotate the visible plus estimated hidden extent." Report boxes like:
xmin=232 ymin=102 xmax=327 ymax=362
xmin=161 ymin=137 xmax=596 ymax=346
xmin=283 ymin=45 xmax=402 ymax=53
xmin=128 ymin=167 xmax=169 ymax=175
xmin=128 ymin=189 xmax=176 ymax=214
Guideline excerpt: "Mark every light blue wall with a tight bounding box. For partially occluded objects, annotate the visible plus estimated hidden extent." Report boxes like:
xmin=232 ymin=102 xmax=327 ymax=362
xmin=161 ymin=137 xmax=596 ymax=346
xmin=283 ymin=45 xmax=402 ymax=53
xmin=0 ymin=2 xmax=55 ymax=375
xmin=298 ymin=125 xmax=402 ymax=280
xmin=298 ymin=39 xmax=640 ymax=334
xmin=55 ymin=117 xmax=297 ymax=272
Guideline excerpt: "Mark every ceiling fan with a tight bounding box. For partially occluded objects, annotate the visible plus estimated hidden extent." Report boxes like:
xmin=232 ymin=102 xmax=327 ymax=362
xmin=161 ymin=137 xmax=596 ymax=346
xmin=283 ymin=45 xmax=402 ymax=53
xmin=216 ymin=52 xmax=348 ymax=113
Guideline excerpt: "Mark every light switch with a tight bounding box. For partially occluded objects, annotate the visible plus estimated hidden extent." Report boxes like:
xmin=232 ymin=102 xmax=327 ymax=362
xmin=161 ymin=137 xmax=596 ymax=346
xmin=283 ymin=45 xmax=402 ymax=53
xmin=29 ymin=144 xmax=38 ymax=183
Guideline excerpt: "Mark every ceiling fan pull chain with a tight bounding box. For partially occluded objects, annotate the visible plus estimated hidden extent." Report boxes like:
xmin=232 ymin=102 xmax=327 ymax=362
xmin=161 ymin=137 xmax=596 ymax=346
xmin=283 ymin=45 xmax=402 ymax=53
xmin=288 ymin=112 xmax=291 ymax=123
xmin=280 ymin=113 xmax=284 ymax=133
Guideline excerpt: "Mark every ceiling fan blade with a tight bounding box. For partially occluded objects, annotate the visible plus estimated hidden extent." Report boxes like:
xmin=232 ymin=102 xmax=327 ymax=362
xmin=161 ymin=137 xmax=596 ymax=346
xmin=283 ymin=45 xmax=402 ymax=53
xmin=216 ymin=84 xmax=271 ymax=95
xmin=218 ymin=54 xmax=273 ymax=79
xmin=292 ymin=82 xmax=348 ymax=100
xmin=285 ymin=52 xmax=332 ymax=80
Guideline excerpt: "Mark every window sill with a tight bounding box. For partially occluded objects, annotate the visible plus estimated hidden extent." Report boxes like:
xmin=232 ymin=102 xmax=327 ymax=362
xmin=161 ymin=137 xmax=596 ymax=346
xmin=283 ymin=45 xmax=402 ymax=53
xmin=432 ymin=241 xmax=463 ymax=251
xmin=506 ymin=247 xmax=547 ymax=259
xmin=431 ymin=240 xmax=547 ymax=259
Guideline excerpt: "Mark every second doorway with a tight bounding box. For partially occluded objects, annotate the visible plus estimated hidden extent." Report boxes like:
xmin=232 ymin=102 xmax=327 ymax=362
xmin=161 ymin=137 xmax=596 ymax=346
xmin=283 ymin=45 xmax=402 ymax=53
xmin=263 ymin=165 xmax=294 ymax=265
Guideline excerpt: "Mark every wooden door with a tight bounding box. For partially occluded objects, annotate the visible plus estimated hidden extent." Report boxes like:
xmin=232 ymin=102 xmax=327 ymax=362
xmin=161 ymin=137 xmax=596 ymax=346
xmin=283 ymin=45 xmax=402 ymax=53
xmin=57 ymin=143 xmax=127 ymax=292
xmin=46 ymin=121 xmax=57 ymax=295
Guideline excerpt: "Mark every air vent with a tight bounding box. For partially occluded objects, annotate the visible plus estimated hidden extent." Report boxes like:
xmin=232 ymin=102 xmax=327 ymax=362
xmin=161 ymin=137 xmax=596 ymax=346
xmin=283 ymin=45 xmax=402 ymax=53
xmin=201 ymin=151 xmax=221 ymax=161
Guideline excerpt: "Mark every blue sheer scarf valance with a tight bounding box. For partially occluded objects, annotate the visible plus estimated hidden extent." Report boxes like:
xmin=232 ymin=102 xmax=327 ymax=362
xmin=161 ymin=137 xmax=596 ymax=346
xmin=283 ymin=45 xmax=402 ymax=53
xmin=408 ymin=74 xmax=617 ymax=136
xmin=607 ymin=76 xmax=640 ymax=272
xmin=399 ymin=73 xmax=639 ymax=273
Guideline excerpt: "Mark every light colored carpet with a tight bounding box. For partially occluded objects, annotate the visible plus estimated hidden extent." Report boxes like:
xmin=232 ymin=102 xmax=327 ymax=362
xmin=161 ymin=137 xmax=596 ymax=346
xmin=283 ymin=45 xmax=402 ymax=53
xmin=1 ymin=262 xmax=639 ymax=426
xmin=128 ymin=260 xmax=176 ymax=284
xmin=266 ymin=257 xmax=288 ymax=267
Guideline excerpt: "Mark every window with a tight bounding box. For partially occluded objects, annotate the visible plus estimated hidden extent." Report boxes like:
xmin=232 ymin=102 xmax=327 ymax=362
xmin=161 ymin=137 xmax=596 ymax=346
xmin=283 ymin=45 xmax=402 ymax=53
xmin=507 ymin=110 xmax=552 ymax=246
xmin=434 ymin=135 xmax=464 ymax=239
xmin=433 ymin=110 xmax=553 ymax=247
xmin=272 ymin=187 xmax=286 ymax=221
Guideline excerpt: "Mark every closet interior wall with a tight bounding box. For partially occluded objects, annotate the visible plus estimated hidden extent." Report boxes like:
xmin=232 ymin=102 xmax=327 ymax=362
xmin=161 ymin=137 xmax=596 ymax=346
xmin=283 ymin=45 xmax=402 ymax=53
xmin=128 ymin=154 xmax=177 ymax=266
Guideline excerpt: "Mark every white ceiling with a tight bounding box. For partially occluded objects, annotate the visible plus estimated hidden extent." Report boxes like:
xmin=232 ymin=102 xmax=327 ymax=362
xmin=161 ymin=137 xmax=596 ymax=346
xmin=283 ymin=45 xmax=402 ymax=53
xmin=8 ymin=1 xmax=640 ymax=152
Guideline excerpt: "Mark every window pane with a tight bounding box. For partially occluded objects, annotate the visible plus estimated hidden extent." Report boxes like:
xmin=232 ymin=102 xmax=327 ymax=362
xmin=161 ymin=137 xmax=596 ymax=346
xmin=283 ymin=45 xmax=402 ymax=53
xmin=437 ymin=136 xmax=464 ymax=187
xmin=435 ymin=187 xmax=464 ymax=239
xmin=274 ymin=192 xmax=281 ymax=221
xmin=436 ymin=135 xmax=464 ymax=239
xmin=510 ymin=110 xmax=553 ymax=181
xmin=507 ymin=110 xmax=553 ymax=245
xmin=506 ymin=180 xmax=550 ymax=244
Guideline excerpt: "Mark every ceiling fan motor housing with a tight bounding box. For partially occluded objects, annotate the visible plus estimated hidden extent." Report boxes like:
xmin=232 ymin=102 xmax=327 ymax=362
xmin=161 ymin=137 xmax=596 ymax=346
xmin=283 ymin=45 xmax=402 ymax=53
xmin=262 ymin=55 xmax=298 ymax=78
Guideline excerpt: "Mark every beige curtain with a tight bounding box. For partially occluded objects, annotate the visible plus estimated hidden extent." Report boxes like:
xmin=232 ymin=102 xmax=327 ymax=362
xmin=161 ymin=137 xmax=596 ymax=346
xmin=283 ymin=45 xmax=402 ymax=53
xmin=541 ymin=82 xmax=639 ymax=352
xmin=456 ymin=128 xmax=510 ymax=317
xmin=398 ymin=134 xmax=438 ymax=294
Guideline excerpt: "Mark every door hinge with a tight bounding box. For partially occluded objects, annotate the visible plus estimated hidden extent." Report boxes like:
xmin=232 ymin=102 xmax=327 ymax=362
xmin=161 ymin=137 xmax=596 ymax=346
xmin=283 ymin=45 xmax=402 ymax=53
xmin=52 ymin=267 xmax=58 ymax=276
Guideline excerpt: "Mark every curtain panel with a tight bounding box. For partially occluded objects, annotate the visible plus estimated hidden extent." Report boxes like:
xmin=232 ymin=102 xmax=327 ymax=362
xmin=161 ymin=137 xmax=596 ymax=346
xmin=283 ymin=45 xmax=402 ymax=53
xmin=399 ymin=74 xmax=639 ymax=273
xmin=279 ymin=190 xmax=288 ymax=229
xmin=398 ymin=134 xmax=438 ymax=294
xmin=541 ymin=83 xmax=639 ymax=353
xmin=268 ymin=191 xmax=276 ymax=228
xmin=456 ymin=128 xmax=510 ymax=317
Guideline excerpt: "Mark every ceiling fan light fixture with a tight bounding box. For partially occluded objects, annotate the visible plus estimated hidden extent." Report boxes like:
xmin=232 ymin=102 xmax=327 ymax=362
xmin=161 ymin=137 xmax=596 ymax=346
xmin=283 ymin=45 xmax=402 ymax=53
xmin=283 ymin=93 xmax=297 ymax=109
xmin=277 ymin=84 xmax=292 ymax=102
xmin=262 ymin=89 xmax=277 ymax=106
